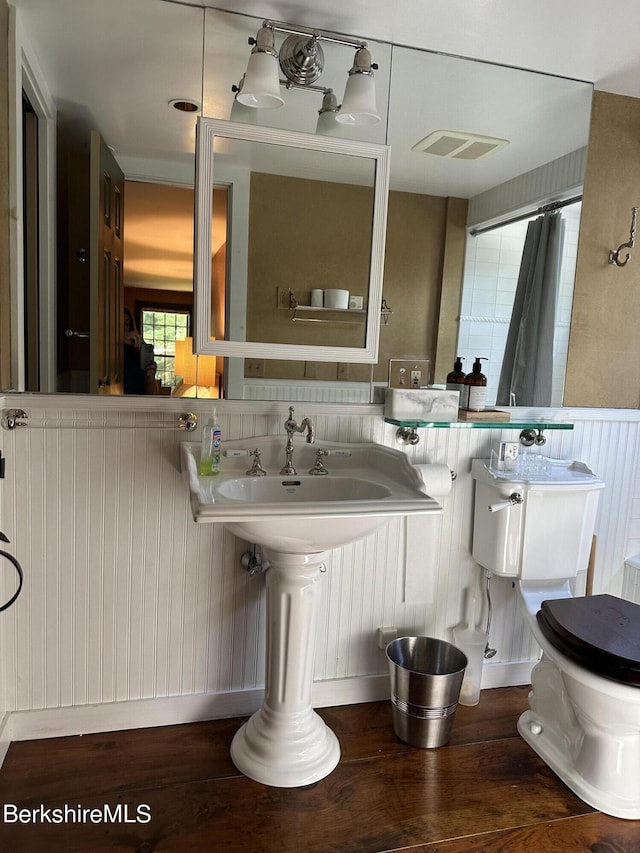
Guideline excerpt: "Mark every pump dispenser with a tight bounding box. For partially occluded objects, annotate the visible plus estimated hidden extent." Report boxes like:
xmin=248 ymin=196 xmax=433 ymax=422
xmin=464 ymin=358 xmax=488 ymax=411
xmin=446 ymin=357 xmax=466 ymax=389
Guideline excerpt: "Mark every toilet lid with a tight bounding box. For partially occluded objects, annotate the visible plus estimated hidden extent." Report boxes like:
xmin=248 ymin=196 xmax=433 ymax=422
xmin=536 ymin=594 xmax=640 ymax=686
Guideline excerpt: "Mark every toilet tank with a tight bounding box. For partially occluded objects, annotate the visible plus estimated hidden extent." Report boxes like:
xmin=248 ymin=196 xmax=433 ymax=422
xmin=471 ymin=458 xmax=604 ymax=580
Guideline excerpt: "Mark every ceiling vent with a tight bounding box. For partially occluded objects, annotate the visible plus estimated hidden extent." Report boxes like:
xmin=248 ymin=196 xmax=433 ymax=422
xmin=412 ymin=130 xmax=509 ymax=160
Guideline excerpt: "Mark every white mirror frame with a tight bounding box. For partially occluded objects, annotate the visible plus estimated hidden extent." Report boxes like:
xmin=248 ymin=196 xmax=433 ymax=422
xmin=193 ymin=117 xmax=390 ymax=362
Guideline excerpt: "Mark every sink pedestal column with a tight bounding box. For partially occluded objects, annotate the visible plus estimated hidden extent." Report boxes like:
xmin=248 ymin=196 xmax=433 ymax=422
xmin=230 ymin=550 xmax=340 ymax=787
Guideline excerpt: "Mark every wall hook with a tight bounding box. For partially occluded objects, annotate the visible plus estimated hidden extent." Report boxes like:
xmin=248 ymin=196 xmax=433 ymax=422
xmin=609 ymin=206 xmax=638 ymax=267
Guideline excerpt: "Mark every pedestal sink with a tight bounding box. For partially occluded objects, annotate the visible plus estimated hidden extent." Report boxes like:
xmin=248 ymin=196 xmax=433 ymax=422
xmin=181 ymin=435 xmax=441 ymax=787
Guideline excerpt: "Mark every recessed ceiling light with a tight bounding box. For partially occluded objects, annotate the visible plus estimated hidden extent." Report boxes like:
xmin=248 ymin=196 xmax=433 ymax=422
xmin=168 ymin=98 xmax=200 ymax=113
xmin=412 ymin=130 xmax=509 ymax=160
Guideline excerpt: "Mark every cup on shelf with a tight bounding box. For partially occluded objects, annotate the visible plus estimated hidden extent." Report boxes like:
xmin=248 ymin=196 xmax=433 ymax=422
xmin=324 ymin=289 xmax=350 ymax=309
xmin=310 ymin=289 xmax=324 ymax=307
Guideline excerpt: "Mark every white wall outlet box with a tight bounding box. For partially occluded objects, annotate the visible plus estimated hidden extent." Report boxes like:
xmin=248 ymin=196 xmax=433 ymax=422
xmin=388 ymin=359 xmax=431 ymax=389
xmin=384 ymin=388 xmax=460 ymax=422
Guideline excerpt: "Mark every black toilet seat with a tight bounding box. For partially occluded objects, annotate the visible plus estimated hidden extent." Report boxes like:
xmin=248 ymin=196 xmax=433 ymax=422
xmin=536 ymin=594 xmax=640 ymax=686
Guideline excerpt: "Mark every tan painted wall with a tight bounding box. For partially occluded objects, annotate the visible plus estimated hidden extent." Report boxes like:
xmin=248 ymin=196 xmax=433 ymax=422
xmin=565 ymin=90 xmax=640 ymax=408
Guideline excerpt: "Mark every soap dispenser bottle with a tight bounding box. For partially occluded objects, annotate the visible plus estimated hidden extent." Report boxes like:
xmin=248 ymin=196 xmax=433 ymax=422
xmin=198 ymin=408 xmax=222 ymax=476
xmin=464 ymin=358 xmax=488 ymax=411
xmin=446 ymin=356 xmax=466 ymax=406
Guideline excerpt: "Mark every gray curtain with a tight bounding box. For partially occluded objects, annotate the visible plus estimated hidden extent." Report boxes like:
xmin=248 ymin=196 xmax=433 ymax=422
xmin=496 ymin=211 xmax=565 ymax=406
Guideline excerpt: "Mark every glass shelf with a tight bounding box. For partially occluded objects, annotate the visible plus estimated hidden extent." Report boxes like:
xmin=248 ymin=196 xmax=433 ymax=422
xmin=384 ymin=418 xmax=574 ymax=430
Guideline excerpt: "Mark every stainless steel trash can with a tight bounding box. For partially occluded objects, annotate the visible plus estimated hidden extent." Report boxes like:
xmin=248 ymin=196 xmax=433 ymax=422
xmin=386 ymin=636 xmax=467 ymax=748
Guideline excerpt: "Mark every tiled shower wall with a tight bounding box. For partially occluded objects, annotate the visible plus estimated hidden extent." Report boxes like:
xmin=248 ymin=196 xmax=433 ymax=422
xmin=0 ymin=396 xmax=638 ymax=738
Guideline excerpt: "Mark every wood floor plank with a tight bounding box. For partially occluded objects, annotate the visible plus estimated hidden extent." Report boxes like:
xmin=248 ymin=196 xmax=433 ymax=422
xmin=0 ymin=716 xmax=246 ymax=804
xmin=391 ymin=812 xmax=640 ymax=852
xmin=319 ymin=686 xmax=530 ymax=761
xmin=0 ymin=737 xmax=593 ymax=853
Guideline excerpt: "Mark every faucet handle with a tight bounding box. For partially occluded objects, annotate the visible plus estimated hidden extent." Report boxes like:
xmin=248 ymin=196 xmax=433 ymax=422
xmin=246 ymin=448 xmax=267 ymax=476
xmin=309 ymin=449 xmax=329 ymax=476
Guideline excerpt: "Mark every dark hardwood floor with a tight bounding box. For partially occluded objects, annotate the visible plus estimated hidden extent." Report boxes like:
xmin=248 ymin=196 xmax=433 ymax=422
xmin=0 ymin=686 xmax=637 ymax=852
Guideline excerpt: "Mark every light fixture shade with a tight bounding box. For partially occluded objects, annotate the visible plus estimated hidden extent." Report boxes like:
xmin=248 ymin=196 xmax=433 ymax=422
xmin=230 ymin=76 xmax=261 ymax=124
xmin=230 ymin=97 xmax=261 ymax=124
xmin=315 ymin=90 xmax=344 ymax=137
xmin=237 ymin=29 xmax=284 ymax=110
xmin=336 ymin=72 xmax=380 ymax=126
xmin=336 ymin=47 xmax=380 ymax=126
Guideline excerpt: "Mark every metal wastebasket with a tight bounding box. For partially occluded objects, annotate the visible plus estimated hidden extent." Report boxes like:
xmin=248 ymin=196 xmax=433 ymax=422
xmin=386 ymin=636 xmax=467 ymax=748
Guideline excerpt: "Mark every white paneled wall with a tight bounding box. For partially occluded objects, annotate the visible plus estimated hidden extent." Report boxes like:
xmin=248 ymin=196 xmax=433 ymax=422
xmin=0 ymin=396 xmax=638 ymax=741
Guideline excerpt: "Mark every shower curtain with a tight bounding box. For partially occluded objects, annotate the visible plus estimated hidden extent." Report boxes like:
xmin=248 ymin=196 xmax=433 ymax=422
xmin=496 ymin=210 xmax=565 ymax=407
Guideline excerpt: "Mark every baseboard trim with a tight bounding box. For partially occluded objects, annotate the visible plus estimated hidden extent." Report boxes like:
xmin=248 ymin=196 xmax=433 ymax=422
xmin=0 ymin=712 xmax=12 ymax=765
xmin=481 ymin=657 xmax=537 ymax=689
xmin=6 ymin=662 xmax=533 ymax=745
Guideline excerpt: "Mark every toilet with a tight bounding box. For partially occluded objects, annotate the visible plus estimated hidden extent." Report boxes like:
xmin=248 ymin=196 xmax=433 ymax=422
xmin=471 ymin=457 xmax=640 ymax=820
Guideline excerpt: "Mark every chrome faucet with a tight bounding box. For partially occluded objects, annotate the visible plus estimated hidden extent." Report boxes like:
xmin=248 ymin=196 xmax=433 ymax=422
xmin=280 ymin=406 xmax=315 ymax=475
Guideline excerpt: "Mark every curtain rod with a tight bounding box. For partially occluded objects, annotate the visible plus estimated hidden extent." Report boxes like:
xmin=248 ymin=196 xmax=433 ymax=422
xmin=469 ymin=195 xmax=582 ymax=237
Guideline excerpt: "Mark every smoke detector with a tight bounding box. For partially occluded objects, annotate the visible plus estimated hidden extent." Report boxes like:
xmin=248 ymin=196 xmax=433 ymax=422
xmin=412 ymin=130 xmax=509 ymax=160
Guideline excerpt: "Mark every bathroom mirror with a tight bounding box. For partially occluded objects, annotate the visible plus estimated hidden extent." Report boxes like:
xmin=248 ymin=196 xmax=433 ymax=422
xmin=6 ymin=0 xmax=593 ymax=403
xmin=193 ymin=118 xmax=389 ymax=363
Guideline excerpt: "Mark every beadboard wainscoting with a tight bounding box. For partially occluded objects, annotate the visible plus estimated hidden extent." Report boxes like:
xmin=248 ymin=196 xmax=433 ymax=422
xmin=0 ymin=395 xmax=638 ymax=750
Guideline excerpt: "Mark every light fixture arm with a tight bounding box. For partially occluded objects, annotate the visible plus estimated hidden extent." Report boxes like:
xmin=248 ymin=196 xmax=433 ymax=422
xmin=282 ymin=80 xmax=333 ymax=96
xmin=262 ymin=19 xmax=368 ymax=51
xmin=609 ymin=206 xmax=639 ymax=267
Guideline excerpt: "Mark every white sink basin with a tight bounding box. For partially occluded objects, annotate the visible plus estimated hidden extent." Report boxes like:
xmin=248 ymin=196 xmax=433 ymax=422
xmin=216 ymin=475 xmax=392 ymax=503
xmin=181 ymin=435 xmax=440 ymax=552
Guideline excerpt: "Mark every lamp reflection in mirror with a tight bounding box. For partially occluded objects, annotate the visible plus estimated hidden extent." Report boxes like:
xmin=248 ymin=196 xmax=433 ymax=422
xmin=237 ymin=20 xmax=380 ymax=127
xmin=230 ymin=76 xmax=261 ymax=124
xmin=315 ymin=90 xmax=344 ymax=136
xmin=174 ymin=337 xmax=219 ymax=398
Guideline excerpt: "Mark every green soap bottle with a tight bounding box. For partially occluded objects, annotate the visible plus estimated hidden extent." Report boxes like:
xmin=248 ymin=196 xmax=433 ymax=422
xmin=198 ymin=408 xmax=222 ymax=476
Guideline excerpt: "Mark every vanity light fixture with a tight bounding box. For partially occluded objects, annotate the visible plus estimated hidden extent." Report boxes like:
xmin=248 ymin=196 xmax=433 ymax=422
xmin=609 ymin=206 xmax=639 ymax=267
xmin=234 ymin=20 xmax=380 ymax=128
xmin=315 ymin=90 xmax=344 ymax=136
